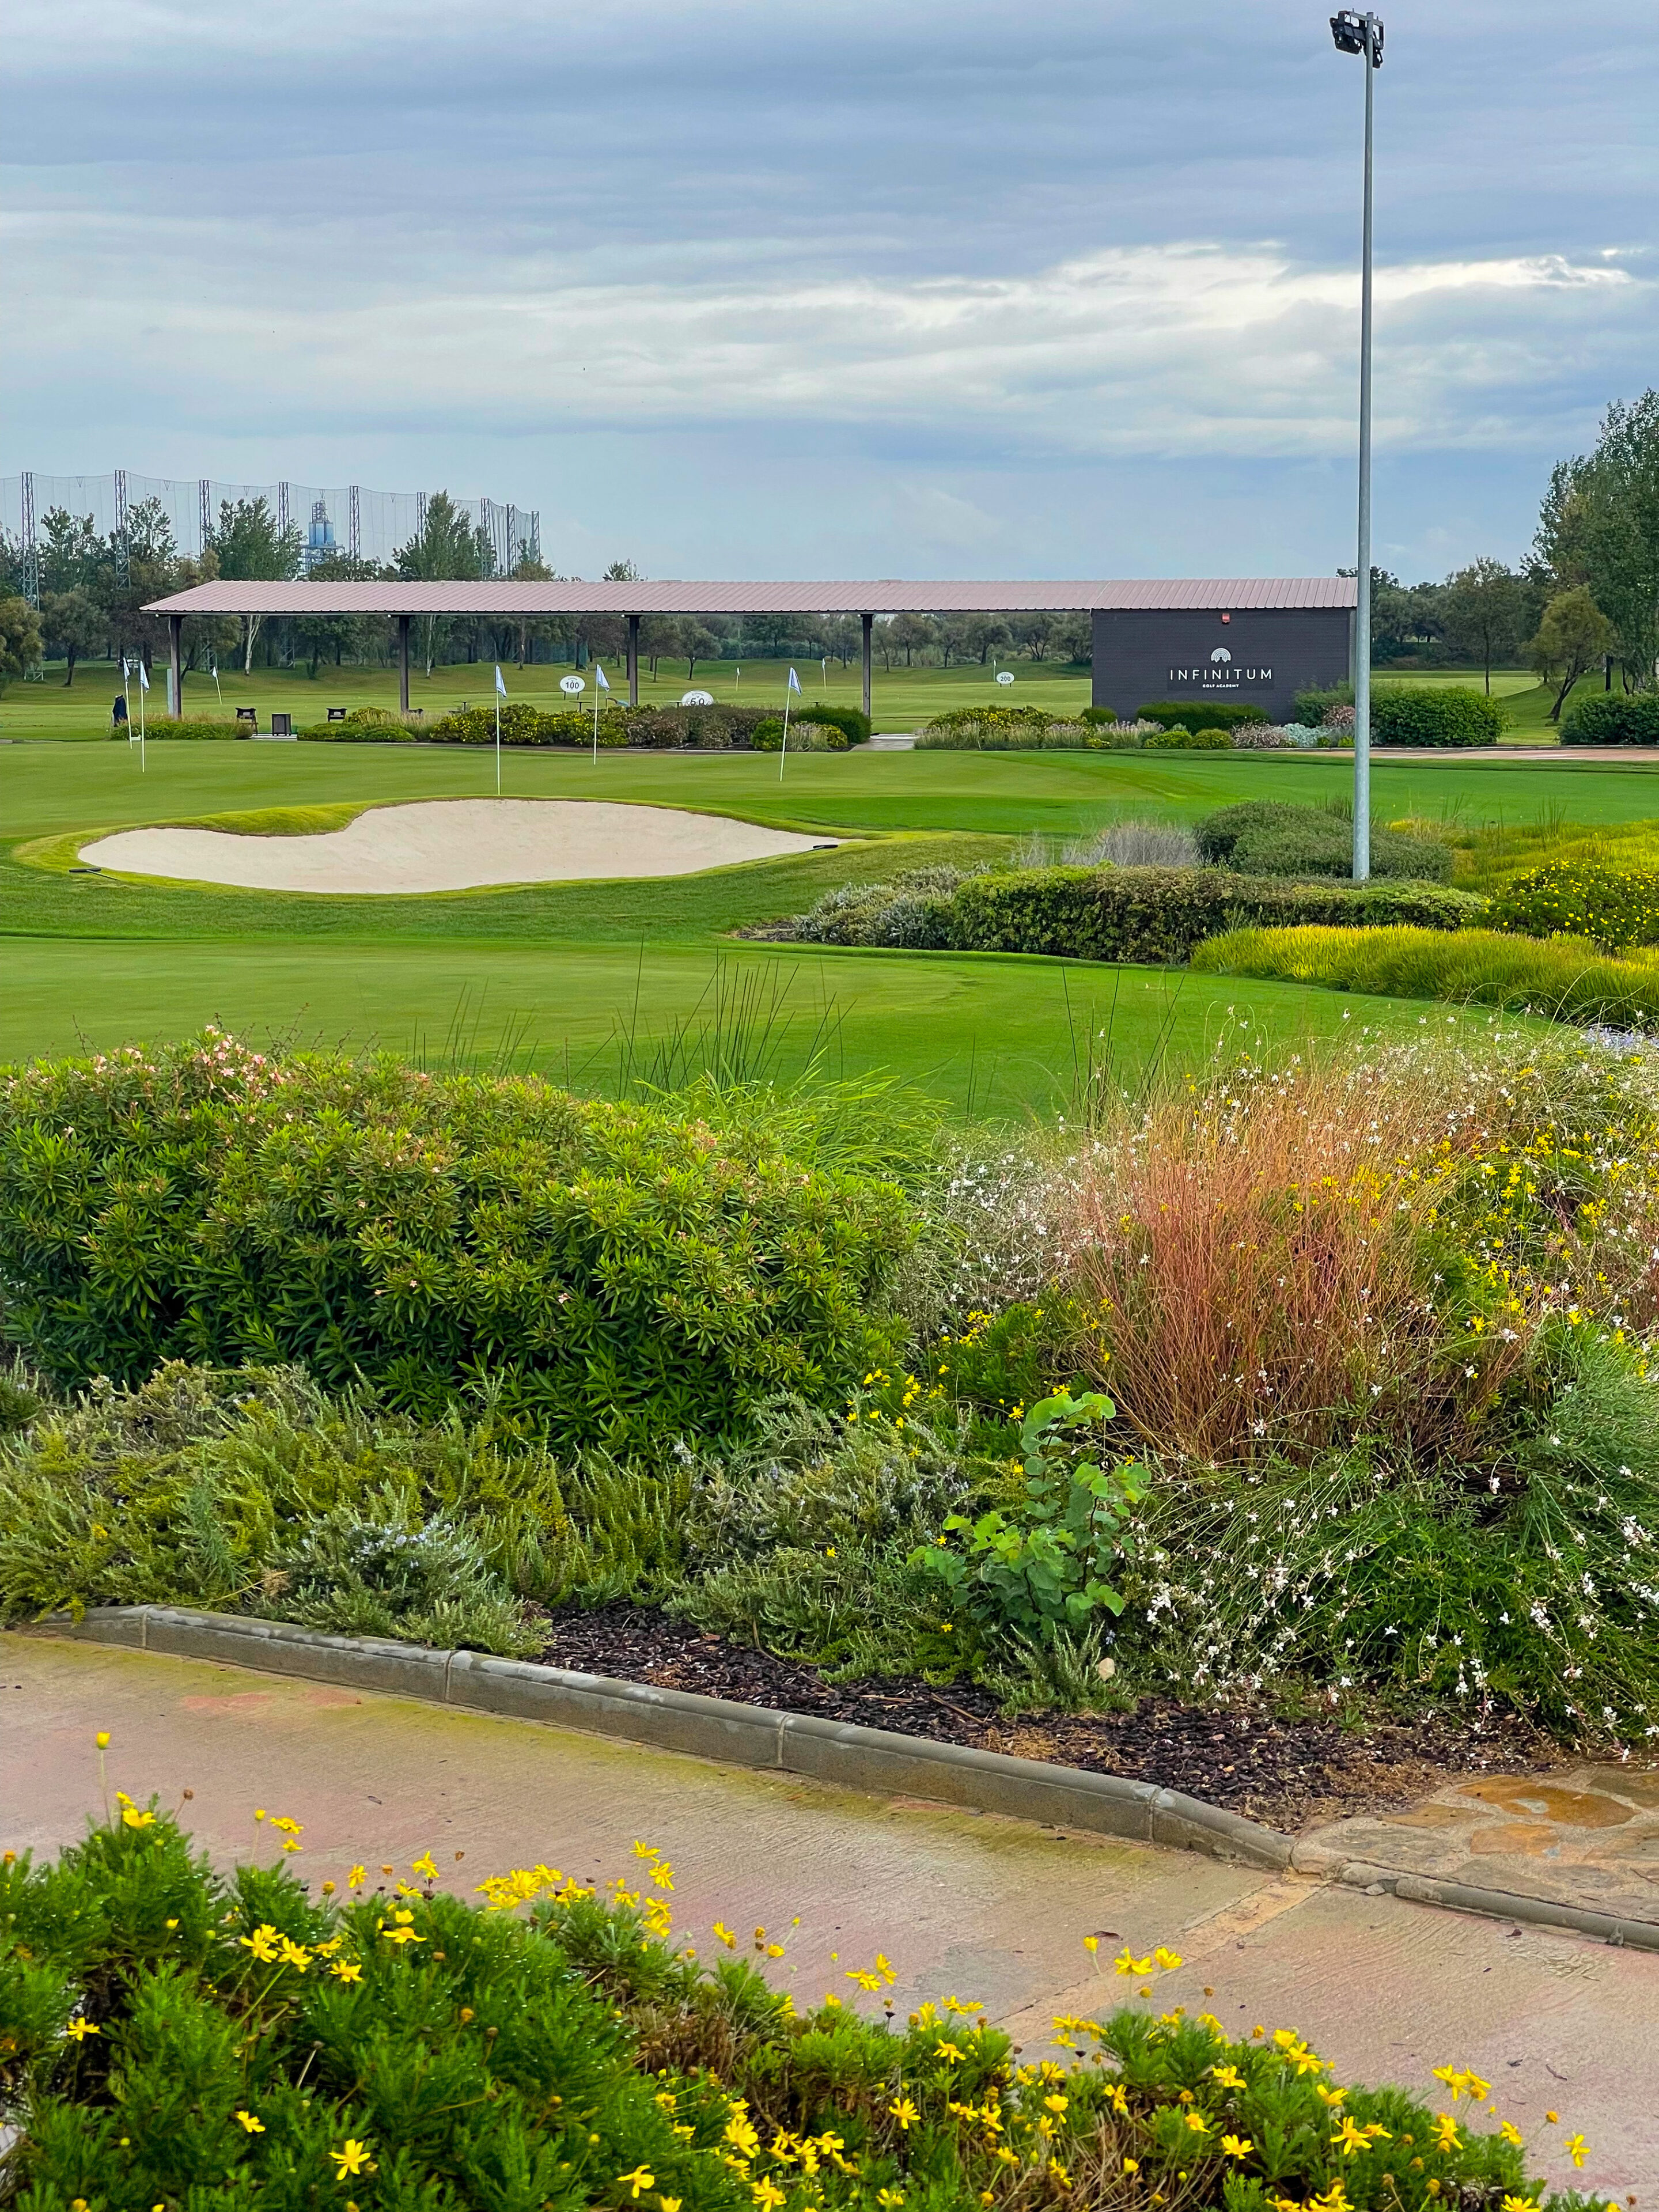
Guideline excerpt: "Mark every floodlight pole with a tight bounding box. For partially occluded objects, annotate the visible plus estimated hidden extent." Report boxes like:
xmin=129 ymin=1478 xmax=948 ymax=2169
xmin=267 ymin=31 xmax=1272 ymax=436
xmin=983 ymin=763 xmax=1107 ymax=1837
xmin=1333 ymin=9 xmax=1383 ymax=882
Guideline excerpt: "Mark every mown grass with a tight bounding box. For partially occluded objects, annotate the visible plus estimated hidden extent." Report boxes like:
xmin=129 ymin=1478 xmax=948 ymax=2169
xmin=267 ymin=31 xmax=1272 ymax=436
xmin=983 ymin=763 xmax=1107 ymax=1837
xmin=1193 ymin=922 xmax=1659 ymax=1028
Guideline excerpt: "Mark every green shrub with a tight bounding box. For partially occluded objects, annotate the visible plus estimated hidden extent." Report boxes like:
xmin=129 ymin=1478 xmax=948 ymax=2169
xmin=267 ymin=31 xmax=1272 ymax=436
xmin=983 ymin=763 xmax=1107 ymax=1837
xmin=1488 ymin=861 xmax=1659 ymax=948
xmin=1134 ymin=699 xmax=1267 ymax=733
xmin=1196 ymin=801 xmax=1453 ymax=882
xmin=1370 ymin=684 xmax=1506 ymax=747
xmin=1291 ymin=682 xmax=1353 ymax=726
xmin=122 ymin=717 xmax=246 ymax=741
xmin=0 ymin=1039 xmax=916 ymax=1449
xmin=948 ymin=867 xmax=1479 ymax=964
xmin=1078 ymin=704 xmax=1118 ymax=725
xmin=1143 ymin=724 xmax=1231 ymax=751
xmin=342 ymin=703 xmax=399 ymax=725
xmin=750 ymin=717 xmax=785 ymax=749
xmin=1192 ymin=921 xmax=1659 ymax=1026
xmin=798 ymin=701 xmax=872 ymax=743
xmin=1559 ymin=690 xmax=1659 ymax=746
xmin=3 ymin=1806 xmax=1582 ymax=2212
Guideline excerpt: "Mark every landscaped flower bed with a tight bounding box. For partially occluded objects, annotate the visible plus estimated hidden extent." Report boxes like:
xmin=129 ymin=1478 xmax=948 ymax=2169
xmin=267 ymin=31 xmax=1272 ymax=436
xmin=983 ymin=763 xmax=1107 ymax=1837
xmin=0 ymin=1797 xmax=1608 ymax=2209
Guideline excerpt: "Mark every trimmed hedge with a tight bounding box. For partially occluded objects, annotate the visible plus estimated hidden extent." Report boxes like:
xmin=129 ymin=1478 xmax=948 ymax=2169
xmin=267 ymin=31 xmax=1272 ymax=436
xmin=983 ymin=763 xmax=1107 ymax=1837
xmin=1369 ymin=685 xmax=1506 ymax=747
xmin=115 ymin=717 xmax=247 ymax=741
xmin=948 ymin=865 xmax=1483 ymax=964
xmin=1195 ymin=801 xmax=1453 ymax=882
xmin=1143 ymin=725 xmax=1231 ymax=750
xmin=798 ymin=700 xmax=872 ymax=743
xmin=1489 ymin=861 xmax=1659 ymax=949
xmin=1559 ymin=691 xmax=1659 ymax=747
xmin=1135 ymin=699 xmax=1269 ymax=733
xmin=1292 ymin=683 xmax=1353 ymax=726
xmin=0 ymin=1040 xmax=915 ymax=1449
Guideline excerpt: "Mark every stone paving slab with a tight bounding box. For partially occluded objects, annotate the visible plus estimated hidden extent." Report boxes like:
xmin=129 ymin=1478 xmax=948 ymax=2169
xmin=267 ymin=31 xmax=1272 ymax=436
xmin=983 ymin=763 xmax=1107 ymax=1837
xmin=1304 ymin=1760 xmax=1659 ymax=1927
xmin=5 ymin=1634 xmax=1657 ymax=2192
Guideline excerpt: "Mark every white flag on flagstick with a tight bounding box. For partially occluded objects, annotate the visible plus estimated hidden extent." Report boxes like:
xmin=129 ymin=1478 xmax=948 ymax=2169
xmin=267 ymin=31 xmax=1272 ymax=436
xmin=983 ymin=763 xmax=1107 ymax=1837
xmin=495 ymin=665 xmax=507 ymax=696
xmin=787 ymin=667 xmax=800 ymax=694
xmin=137 ymin=660 xmax=150 ymax=691
xmin=594 ymin=664 xmax=610 ymax=692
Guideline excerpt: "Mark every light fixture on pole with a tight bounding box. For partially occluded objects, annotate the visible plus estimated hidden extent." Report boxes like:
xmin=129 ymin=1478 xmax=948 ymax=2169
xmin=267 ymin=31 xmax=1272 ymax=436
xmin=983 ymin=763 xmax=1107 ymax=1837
xmin=1331 ymin=7 xmax=1382 ymax=884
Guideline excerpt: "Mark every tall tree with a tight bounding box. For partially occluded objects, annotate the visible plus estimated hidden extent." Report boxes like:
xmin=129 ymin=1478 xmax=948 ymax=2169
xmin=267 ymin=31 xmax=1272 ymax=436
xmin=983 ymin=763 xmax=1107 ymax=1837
xmin=1536 ymin=392 xmax=1659 ymax=690
xmin=396 ymin=491 xmax=493 ymax=675
xmin=206 ymin=496 xmax=302 ymax=671
xmin=0 ymin=596 xmax=43 ymax=691
xmin=39 ymin=509 xmax=105 ymax=596
xmin=889 ymin=612 xmax=937 ymax=666
xmin=40 ymin=588 xmax=103 ymax=684
xmin=1527 ymin=586 xmax=1616 ymax=721
xmin=1441 ymin=559 xmax=1524 ymax=693
xmin=680 ymin=623 xmax=719 ymax=677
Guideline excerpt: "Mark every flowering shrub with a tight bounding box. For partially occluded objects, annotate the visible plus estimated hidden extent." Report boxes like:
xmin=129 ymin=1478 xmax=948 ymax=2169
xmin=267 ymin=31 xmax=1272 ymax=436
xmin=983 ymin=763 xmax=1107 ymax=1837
xmin=0 ymin=1037 xmax=915 ymax=1449
xmin=1488 ymin=862 xmax=1659 ymax=949
xmin=2 ymin=1802 xmax=1603 ymax=2212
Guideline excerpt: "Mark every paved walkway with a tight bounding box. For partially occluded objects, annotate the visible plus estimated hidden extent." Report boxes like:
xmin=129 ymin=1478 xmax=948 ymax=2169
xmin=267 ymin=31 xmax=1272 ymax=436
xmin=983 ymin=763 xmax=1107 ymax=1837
xmin=1305 ymin=1762 xmax=1659 ymax=1926
xmin=7 ymin=1634 xmax=1657 ymax=2189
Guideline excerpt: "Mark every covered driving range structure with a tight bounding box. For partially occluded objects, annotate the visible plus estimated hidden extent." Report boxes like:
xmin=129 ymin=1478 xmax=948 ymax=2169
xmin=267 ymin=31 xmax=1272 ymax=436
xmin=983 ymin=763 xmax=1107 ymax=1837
xmin=143 ymin=576 xmax=1357 ymax=725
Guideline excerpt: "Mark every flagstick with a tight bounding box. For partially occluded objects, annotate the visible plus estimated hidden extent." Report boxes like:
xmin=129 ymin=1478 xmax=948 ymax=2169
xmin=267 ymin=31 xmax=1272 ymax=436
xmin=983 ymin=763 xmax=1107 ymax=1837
xmin=495 ymin=692 xmax=502 ymax=796
xmin=779 ymin=687 xmax=791 ymax=783
xmin=593 ymin=685 xmax=600 ymax=762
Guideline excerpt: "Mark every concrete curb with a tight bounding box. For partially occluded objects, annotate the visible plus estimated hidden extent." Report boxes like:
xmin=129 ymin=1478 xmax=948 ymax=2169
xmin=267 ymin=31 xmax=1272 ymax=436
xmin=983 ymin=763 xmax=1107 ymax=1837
xmin=30 ymin=1605 xmax=1659 ymax=1950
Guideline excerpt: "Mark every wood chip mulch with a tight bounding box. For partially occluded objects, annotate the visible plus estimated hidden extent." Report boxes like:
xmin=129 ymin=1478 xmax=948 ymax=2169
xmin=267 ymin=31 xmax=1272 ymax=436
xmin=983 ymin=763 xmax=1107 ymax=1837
xmin=536 ymin=1602 xmax=1554 ymax=1834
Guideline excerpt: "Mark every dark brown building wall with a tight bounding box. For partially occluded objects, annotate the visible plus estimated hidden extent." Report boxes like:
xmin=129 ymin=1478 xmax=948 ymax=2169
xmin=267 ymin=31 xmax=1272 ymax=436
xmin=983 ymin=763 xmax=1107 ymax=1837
xmin=1092 ymin=605 xmax=1354 ymax=725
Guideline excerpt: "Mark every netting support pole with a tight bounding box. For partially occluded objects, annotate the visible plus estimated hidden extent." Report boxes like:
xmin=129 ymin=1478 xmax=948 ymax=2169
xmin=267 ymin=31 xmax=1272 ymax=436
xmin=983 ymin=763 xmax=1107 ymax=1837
xmin=627 ymin=614 xmax=640 ymax=707
xmin=398 ymin=616 xmax=411 ymax=714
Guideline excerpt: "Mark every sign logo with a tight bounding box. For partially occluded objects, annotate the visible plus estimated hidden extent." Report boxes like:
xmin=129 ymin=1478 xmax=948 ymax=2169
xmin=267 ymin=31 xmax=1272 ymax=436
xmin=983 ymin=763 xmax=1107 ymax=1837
xmin=1211 ymin=647 xmax=1232 ymax=664
xmin=1168 ymin=662 xmax=1272 ymax=688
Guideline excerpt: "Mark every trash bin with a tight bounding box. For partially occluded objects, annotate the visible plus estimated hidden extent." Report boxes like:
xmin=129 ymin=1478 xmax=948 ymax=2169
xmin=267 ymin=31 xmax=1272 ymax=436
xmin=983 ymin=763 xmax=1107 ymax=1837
xmin=271 ymin=712 xmax=293 ymax=737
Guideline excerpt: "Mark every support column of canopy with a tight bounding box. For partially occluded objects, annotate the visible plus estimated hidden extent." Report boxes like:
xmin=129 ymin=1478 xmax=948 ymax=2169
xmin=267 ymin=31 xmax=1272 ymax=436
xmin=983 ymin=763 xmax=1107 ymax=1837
xmin=861 ymin=612 xmax=873 ymax=722
xmin=398 ymin=615 xmax=411 ymax=713
xmin=168 ymin=615 xmax=183 ymax=718
xmin=627 ymin=614 xmax=640 ymax=708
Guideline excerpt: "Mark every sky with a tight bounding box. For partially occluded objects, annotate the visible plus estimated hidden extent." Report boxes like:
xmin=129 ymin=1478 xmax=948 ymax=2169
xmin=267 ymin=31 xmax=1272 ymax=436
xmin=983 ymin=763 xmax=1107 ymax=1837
xmin=3 ymin=0 xmax=1654 ymax=584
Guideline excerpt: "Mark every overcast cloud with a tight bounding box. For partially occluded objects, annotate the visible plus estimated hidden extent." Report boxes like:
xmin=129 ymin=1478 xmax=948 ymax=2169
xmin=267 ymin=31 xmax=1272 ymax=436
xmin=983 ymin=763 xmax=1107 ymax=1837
xmin=4 ymin=0 xmax=1653 ymax=579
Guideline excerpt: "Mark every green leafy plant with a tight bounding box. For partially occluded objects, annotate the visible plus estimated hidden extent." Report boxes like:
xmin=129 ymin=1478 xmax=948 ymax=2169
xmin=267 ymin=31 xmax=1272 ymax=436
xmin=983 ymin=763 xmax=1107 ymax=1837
xmin=1369 ymin=684 xmax=1508 ymax=747
xmin=1135 ymin=699 xmax=1268 ymax=733
xmin=1143 ymin=724 xmax=1232 ymax=750
xmin=916 ymin=1389 xmax=1147 ymax=1643
xmin=1488 ymin=860 xmax=1659 ymax=948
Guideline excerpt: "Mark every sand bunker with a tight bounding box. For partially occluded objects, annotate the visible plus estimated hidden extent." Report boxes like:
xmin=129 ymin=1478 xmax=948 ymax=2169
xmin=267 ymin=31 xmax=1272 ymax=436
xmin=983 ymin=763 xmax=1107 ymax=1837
xmin=79 ymin=800 xmax=833 ymax=895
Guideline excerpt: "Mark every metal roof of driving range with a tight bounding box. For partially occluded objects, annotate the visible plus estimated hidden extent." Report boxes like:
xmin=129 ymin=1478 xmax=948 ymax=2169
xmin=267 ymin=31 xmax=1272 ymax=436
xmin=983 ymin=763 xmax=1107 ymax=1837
xmin=144 ymin=577 xmax=1358 ymax=618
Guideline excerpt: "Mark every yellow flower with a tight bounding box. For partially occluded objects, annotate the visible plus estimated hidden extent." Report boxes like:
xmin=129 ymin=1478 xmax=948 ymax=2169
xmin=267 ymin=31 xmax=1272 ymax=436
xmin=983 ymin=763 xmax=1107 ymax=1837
xmin=65 ymin=2018 xmax=100 ymax=2042
xmin=331 ymin=2140 xmax=376 ymax=2178
xmin=331 ymin=1959 xmax=363 ymax=1984
xmin=660 ymin=2199 xmax=682 ymax=2212
xmin=1498 ymin=2121 xmax=1524 ymax=2149
xmin=1221 ymin=2135 xmax=1255 ymax=2159
xmin=713 ymin=1922 xmax=736 ymax=1949
xmin=751 ymin=2184 xmax=785 ymax=2212
xmin=1122 ymin=2158 xmax=1140 ymax=2175
xmin=1432 ymin=2115 xmax=1460 ymax=2153
xmin=121 ymin=1806 xmax=156 ymax=1831
xmin=1115 ymin=1950 xmax=1154 ymax=1977
xmin=411 ymin=1853 xmax=438 ymax=1882
xmin=1499 ymin=2198 xmax=1541 ymax=2212
xmin=94 ymin=1732 xmax=110 ymax=1749
xmin=1183 ymin=2111 xmax=1210 ymax=2135
xmin=1331 ymin=2117 xmax=1392 ymax=2157
xmin=240 ymin=1924 xmax=282 ymax=1964
xmin=889 ymin=2097 xmax=921 ymax=2130
xmin=236 ymin=2110 xmax=265 ymax=2134
xmin=619 ymin=2167 xmax=656 ymax=2198
xmin=347 ymin=1864 xmax=366 ymax=1888
xmin=1152 ymin=1946 xmax=1184 ymax=1970
xmin=877 ymin=2192 xmax=906 ymax=2209
xmin=277 ymin=1937 xmax=312 ymax=1972
xmin=1566 ymin=2137 xmax=1590 ymax=2169
xmin=1082 ymin=1935 xmax=1099 ymax=1953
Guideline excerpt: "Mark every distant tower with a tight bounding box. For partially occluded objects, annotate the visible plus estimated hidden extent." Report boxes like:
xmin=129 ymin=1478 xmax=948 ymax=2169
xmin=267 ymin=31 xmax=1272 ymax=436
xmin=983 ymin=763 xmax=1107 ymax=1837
xmin=277 ymin=481 xmax=290 ymax=534
xmin=302 ymin=499 xmax=337 ymax=574
xmin=113 ymin=468 xmax=131 ymax=587
xmin=199 ymin=479 xmax=213 ymax=552
xmin=347 ymin=484 xmax=361 ymax=560
xmin=18 ymin=471 xmax=37 ymax=607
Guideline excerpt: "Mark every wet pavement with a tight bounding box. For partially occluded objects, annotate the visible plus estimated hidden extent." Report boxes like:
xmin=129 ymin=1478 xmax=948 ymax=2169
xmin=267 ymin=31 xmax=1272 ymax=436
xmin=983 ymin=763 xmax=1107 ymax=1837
xmin=1303 ymin=1760 xmax=1659 ymax=1927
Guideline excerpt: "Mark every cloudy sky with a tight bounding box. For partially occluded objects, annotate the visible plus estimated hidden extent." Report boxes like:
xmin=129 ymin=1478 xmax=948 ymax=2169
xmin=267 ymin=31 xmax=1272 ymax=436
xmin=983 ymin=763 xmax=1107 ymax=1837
xmin=5 ymin=0 xmax=1653 ymax=582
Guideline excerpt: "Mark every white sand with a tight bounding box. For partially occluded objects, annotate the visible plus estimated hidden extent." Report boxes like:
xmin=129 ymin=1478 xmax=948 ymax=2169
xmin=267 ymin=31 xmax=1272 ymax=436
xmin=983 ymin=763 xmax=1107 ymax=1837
xmin=79 ymin=800 xmax=834 ymax=895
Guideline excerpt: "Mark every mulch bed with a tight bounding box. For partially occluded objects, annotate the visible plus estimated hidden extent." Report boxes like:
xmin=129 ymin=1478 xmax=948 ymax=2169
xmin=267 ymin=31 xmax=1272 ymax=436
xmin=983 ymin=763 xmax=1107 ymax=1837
xmin=536 ymin=1603 xmax=1553 ymax=1834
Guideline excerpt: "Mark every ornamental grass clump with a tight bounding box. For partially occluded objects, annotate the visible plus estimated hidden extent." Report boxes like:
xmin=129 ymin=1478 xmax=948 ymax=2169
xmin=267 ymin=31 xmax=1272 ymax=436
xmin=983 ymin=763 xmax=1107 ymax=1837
xmin=2 ymin=1795 xmax=1606 ymax=2212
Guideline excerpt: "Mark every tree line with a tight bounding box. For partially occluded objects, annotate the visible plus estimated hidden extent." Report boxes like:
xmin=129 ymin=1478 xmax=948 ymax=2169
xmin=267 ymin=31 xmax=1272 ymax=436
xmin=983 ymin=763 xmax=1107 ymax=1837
xmin=2 ymin=393 xmax=1655 ymax=724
